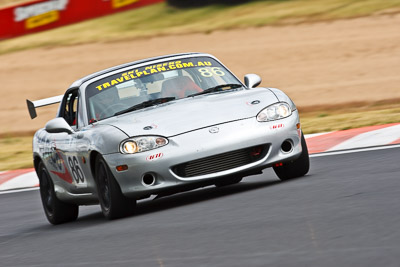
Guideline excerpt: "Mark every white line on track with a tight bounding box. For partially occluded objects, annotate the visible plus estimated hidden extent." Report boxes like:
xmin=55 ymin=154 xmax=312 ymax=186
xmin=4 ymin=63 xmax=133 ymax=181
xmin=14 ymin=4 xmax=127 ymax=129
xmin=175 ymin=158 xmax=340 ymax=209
xmin=0 ymin=171 xmax=38 ymax=191
xmin=327 ymin=124 xmax=400 ymax=151
xmin=1 ymin=144 xmax=399 ymax=195
xmin=310 ymin=144 xmax=400 ymax=158
xmin=304 ymin=132 xmax=332 ymax=139
xmin=0 ymin=187 xmax=39 ymax=195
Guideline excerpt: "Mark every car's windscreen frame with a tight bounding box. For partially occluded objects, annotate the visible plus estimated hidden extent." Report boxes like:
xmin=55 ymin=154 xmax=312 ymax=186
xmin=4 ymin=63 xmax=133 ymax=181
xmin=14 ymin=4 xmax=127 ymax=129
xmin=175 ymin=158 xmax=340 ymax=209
xmin=85 ymin=56 xmax=243 ymax=123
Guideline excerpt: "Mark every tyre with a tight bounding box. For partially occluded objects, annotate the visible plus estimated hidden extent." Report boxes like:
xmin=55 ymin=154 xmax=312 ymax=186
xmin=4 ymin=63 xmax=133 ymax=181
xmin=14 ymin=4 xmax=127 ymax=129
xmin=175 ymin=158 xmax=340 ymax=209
xmin=215 ymin=176 xmax=242 ymax=187
xmin=273 ymin=132 xmax=310 ymax=181
xmin=95 ymin=155 xmax=136 ymax=220
xmin=38 ymin=162 xmax=79 ymax=225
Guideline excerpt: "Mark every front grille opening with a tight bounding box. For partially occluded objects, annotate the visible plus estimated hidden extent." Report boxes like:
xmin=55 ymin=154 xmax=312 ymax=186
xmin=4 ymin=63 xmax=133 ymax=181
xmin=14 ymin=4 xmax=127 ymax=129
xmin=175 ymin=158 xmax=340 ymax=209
xmin=172 ymin=144 xmax=269 ymax=178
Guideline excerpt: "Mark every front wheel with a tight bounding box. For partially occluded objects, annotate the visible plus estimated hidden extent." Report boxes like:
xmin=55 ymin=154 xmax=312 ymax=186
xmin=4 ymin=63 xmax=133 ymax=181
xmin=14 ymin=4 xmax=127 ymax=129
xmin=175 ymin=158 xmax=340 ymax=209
xmin=95 ymin=156 xmax=136 ymax=220
xmin=38 ymin=162 xmax=79 ymax=225
xmin=273 ymin=132 xmax=310 ymax=181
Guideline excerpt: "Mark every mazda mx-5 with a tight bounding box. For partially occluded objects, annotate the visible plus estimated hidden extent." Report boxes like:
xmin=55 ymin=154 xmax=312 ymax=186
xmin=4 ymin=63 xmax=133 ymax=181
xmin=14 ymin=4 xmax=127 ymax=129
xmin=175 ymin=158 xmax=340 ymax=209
xmin=27 ymin=53 xmax=309 ymax=224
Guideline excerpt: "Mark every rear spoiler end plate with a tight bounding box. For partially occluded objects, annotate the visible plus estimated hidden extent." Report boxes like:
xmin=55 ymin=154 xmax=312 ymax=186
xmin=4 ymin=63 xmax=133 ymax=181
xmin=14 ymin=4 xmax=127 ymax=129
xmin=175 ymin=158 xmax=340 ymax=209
xmin=26 ymin=95 xmax=63 ymax=119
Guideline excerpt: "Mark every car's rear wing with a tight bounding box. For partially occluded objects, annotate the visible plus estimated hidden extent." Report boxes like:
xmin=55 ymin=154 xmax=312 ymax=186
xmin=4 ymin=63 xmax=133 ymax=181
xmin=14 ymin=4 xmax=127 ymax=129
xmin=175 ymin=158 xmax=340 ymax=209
xmin=26 ymin=95 xmax=63 ymax=119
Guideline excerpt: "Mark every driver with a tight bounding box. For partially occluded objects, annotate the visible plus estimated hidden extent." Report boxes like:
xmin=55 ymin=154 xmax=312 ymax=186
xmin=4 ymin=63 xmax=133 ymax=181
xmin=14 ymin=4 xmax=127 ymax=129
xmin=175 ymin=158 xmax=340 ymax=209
xmin=93 ymin=87 xmax=122 ymax=121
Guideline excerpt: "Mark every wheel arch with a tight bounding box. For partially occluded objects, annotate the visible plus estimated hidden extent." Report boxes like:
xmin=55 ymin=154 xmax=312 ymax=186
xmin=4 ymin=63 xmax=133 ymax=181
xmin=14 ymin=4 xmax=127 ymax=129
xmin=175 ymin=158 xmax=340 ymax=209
xmin=33 ymin=154 xmax=42 ymax=178
xmin=89 ymin=150 xmax=101 ymax=182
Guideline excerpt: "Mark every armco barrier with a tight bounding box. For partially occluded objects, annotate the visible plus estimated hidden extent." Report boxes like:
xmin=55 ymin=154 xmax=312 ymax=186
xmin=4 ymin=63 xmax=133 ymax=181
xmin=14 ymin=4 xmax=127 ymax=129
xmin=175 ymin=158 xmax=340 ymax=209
xmin=0 ymin=0 xmax=164 ymax=40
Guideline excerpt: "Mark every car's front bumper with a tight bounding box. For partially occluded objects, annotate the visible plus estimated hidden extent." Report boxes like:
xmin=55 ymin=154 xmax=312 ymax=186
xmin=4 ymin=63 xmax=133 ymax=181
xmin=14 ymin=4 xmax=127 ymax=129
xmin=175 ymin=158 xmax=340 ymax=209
xmin=104 ymin=111 xmax=302 ymax=199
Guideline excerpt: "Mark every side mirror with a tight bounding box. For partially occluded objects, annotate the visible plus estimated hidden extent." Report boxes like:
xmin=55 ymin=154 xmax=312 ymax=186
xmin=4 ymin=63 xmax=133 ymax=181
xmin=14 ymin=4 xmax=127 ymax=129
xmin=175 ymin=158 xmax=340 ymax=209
xmin=244 ymin=74 xmax=262 ymax=88
xmin=45 ymin=118 xmax=74 ymax=134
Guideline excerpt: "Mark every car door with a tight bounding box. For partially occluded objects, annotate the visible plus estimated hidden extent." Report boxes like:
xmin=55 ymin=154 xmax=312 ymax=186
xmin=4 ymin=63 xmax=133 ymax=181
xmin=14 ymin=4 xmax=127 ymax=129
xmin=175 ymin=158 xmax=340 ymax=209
xmin=50 ymin=89 xmax=90 ymax=191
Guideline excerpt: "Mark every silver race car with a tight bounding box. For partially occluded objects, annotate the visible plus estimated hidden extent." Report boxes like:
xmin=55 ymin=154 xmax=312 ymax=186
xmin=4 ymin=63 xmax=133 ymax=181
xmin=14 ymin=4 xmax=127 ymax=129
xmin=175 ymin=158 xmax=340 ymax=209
xmin=28 ymin=53 xmax=309 ymax=224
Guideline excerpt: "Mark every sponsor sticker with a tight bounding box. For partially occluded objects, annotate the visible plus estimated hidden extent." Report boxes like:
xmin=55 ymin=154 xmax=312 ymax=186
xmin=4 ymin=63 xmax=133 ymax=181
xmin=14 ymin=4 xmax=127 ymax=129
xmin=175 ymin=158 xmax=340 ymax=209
xmin=146 ymin=152 xmax=163 ymax=161
xmin=14 ymin=0 xmax=68 ymax=29
xmin=270 ymin=123 xmax=285 ymax=130
xmin=25 ymin=10 xmax=59 ymax=29
xmin=112 ymin=0 xmax=139 ymax=9
xmin=96 ymin=60 xmax=213 ymax=91
xmin=143 ymin=123 xmax=158 ymax=130
xmin=246 ymin=100 xmax=260 ymax=106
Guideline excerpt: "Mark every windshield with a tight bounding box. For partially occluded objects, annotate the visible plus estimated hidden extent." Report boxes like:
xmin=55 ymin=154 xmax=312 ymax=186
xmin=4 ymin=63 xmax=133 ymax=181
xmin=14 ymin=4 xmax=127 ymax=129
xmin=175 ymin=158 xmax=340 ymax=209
xmin=85 ymin=57 xmax=242 ymax=123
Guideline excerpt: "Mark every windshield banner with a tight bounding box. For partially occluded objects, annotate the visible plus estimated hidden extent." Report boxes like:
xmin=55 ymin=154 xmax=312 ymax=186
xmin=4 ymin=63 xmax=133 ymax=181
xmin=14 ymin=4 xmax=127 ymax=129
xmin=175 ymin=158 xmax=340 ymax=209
xmin=93 ymin=58 xmax=216 ymax=91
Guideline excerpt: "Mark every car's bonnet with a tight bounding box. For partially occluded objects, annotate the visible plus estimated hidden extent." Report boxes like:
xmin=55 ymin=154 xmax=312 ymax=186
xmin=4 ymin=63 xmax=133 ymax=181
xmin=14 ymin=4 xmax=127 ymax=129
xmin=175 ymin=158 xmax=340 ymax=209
xmin=100 ymin=88 xmax=279 ymax=137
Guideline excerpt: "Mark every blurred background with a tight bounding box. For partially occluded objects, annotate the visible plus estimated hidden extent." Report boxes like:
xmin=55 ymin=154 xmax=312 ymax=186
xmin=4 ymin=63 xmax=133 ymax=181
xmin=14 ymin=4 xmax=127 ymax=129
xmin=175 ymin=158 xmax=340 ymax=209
xmin=0 ymin=0 xmax=399 ymax=170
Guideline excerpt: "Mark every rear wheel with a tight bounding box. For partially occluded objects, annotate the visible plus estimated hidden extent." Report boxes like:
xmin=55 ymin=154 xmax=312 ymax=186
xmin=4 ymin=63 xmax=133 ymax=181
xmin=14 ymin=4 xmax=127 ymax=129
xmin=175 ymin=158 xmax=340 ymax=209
xmin=95 ymin=156 xmax=136 ymax=219
xmin=38 ymin=162 xmax=79 ymax=225
xmin=273 ymin=132 xmax=310 ymax=181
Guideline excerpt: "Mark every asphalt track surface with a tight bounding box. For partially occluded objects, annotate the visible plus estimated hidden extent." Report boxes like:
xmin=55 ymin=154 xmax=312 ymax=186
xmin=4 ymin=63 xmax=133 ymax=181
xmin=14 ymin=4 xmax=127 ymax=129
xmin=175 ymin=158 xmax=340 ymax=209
xmin=0 ymin=147 xmax=399 ymax=266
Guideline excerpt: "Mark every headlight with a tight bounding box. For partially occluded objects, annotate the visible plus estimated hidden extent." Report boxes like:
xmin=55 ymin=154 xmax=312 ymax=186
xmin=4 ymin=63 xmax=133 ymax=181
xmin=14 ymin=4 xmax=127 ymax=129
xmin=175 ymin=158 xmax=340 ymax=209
xmin=120 ymin=136 xmax=168 ymax=154
xmin=257 ymin=102 xmax=292 ymax=122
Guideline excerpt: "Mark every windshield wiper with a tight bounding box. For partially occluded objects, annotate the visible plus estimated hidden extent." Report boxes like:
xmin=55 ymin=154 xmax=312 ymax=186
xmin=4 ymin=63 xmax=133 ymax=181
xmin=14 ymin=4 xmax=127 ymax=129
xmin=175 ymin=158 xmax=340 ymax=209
xmin=187 ymin=84 xmax=243 ymax=97
xmin=114 ymin=97 xmax=176 ymax=116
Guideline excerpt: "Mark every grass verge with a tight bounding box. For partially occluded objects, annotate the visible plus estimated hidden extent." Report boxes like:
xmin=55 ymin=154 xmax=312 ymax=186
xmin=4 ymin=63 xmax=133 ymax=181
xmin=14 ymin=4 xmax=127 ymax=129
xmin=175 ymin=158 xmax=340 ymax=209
xmin=1 ymin=0 xmax=400 ymax=55
xmin=1 ymin=102 xmax=399 ymax=171
xmin=0 ymin=136 xmax=33 ymax=171
xmin=300 ymin=102 xmax=400 ymax=134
